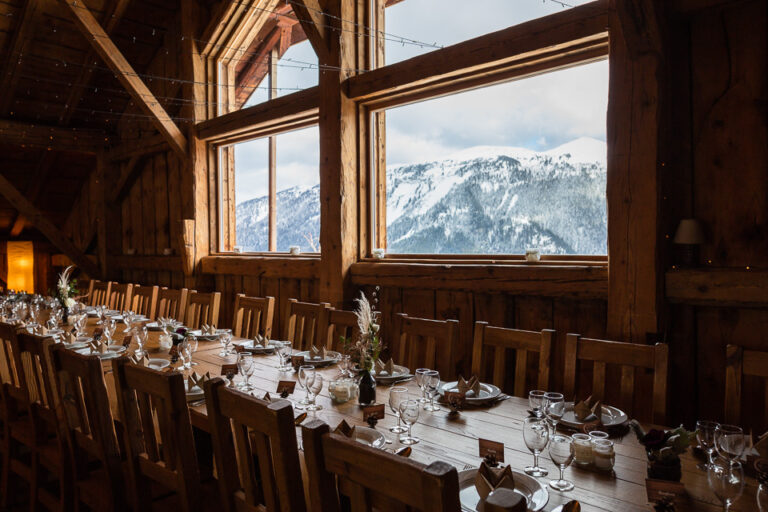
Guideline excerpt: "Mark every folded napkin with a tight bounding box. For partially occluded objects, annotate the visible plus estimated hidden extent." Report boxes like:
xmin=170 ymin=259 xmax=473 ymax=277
xmin=474 ymin=461 xmax=516 ymax=500
xmin=309 ymin=345 xmax=327 ymax=360
xmin=130 ymin=353 xmax=150 ymax=366
xmin=457 ymin=375 xmax=481 ymax=396
xmin=253 ymin=334 xmax=269 ymax=347
xmin=262 ymin=392 xmax=272 ymax=403
xmin=574 ymin=395 xmax=602 ymax=422
xmin=186 ymin=371 xmax=211 ymax=392
xmin=334 ymin=420 xmax=355 ymax=438
xmin=88 ymin=341 xmax=107 ymax=354
xmin=375 ymin=358 xmax=395 ymax=376
xmin=201 ymin=324 xmax=217 ymax=335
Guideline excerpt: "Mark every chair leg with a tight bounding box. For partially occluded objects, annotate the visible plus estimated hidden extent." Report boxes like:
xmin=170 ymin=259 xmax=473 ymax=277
xmin=0 ymin=432 xmax=11 ymax=510
xmin=29 ymin=450 xmax=39 ymax=512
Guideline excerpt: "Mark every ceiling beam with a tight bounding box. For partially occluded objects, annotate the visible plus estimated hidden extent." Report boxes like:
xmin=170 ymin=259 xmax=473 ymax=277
xmin=9 ymin=151 xmax=57 ymax=236
xmin=235 ymin=27 xmax=284 ymax=107
xmin=59 ymin=0 xmax=188 ymax=158
xmin=0 ymin=119 xmax=108 ymax=152
xmin=58 ymin=0 xmax=132 ymax=126
xmin=615 ymin=0 xmax=662 ymax=60
xmin=290 ymin=0 xmax=331 ymax=61
xmin=0 ymin=0 xmax=42 ymax=115
xmin=111 ymin=154 xmax=145 ymax=202
xmin=0 ymin=172 xmax=101 ymax=278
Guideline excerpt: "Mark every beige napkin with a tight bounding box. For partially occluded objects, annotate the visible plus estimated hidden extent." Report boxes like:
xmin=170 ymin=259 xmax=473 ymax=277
xmin=253 ymin=334 xmax=269 ymax=347
xmin=88 ymin=341 xmax=107 ymax=354
xmin=375 ymin=358 xmax=396 ymax=376
xmin=474 ymin=462 xmax=516 ymax=500
xmin=574 ymin=395 xmax=602 ymax=422
xmin=130 ymin=353 xmax=150 ymax=366
xmin=310 ymin=345 xmax=327 ymax=360
xmin=186 ymin=371 xmax=211 ymax=392
xmin=201 ymin=324 xmax=217 ymax=335
xmin=457 ymin=375 xmax=481 ymax=396
xmin=334 ymin=420 xmax=355 ymax=438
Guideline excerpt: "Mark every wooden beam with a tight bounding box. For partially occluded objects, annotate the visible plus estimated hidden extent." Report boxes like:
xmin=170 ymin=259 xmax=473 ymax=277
xmin=107 ymin=132 xmax=168 ymax=161
xmin=0 ymin=0 xmax=41 ymax=114
xmin=0 ymin=119 xmax=108 ymax=152
xmin=615 ymin=0 xmax=662 ymax=59
xmin=290 ymin=0 xmax=330 ymax=61
xmin=0 ymin=173 xmax=101 ymax=278
xmin=268 ymin=47 xmax=278 ymax=252
xmin=59 ymin=0 xmax=187 ymax=158
xmin=235 ymin=26 xmax=283 ymax=107
xmin=671 ymin=0 xmax=751 ymax=14
xmin=9 ymin=151 xmax=56 ymax=236
xmin=200 ymin=255 xmax=320 ymax=279
xmin=59 ymin=0 xmax=132 ymax=125
xmin=110 ymin=255 xmax=182 ymax=272
xmin=666 ymin=268 xmax=768 ymax=307
xmin=111 ymin=154 xmax=144 ymax=202
xmin=196 ymin=86 xmax=319 ymax=142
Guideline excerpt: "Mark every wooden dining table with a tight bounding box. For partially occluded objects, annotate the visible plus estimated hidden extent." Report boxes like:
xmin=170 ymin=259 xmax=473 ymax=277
xmin=77 ymin=318 xmax=758 ymax=512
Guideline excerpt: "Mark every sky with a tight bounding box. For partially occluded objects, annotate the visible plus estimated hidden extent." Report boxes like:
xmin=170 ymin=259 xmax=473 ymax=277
xmin=233 ymin=0 xmax=606 ymax=203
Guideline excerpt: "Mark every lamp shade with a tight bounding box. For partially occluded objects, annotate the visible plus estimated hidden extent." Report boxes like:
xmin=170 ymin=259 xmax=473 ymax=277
xmin=7 ymin=241 xmax=34 ymax=293
xmin=673 ymin=218 xmax=705 ymax=245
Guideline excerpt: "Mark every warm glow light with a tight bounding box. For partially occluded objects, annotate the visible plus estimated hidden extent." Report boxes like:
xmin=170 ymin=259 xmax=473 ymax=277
xmin=7 ymin=241 xmax=34 ymax=293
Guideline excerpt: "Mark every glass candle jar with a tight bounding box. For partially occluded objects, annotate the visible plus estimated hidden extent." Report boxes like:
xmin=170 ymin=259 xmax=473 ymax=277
xmin=328 ymin=377 xmax=358 ymax=403
xmin=572 ymin=433 xmax=593 ymax=465
xmin=589 ymin=430 xmax=609 ymax=441
xmin=592 ymin=439 xmax=615 ymax=471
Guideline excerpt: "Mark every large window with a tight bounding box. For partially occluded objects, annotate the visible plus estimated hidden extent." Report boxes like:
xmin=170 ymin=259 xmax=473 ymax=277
xmin=374 ymin=60 xmax=609 ymax=256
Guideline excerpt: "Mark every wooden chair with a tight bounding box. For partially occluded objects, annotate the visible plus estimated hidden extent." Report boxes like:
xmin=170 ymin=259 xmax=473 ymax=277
xmin=108 ymin=282 xmax=133 ymax=312
xmin=284 ymin=299 xmax=330 ymax=352
xmin=157 ymin=287 xmax=189 ymax=323
xmin=130 ymin=285 xmax=159 ymax=320
xmin=87 ymin=280 xmax=111 ymax=307
xmin=204 ymin=378 xmax=306 ymax=512
xmin=302 ymin=419 xmax=460 ymax=512
xmin=15 ymin=332 xmax=73 ymax=511
xmin=394 ymin=313 xmax=460 ymax=379
xmin=725 ymin=344 xmax=768 ymax=425
xmin=49 ymin=344 xmax=127 ymax=511
xmin=470 ymin=322 xmax=554 ymax=397
xmin=184 ymin=290 xmax=222 ymax=329
xmin=564 ymin=334 xmax=669 ymax=424
xmin=231 ymin=294 xmax=275 ymax=339
xmin=113 ymin=358 xmax=212 ymax=512
xmin=325 ymin=307 xmax=360 ymax=352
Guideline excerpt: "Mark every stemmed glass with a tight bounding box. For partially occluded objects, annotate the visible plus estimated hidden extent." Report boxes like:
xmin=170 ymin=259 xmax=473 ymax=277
xmin=296 ymin=365 xmax=315 ymax=410
xmin=27 ymin=304 xmax=40 ymax=329
xmin=707 ymin=458 xmax=745 ymax=511
xmin=715 ymin=424 xmax=745 ymax=465
xmin=184 ymin=335 xmax=199 ymax=367
xmin=423 ymin=370 xmax=441 ymax=412
xmin=758 ymin=479 xmax=768 ymax=512
xmin=103 ymin=318 xmax=116 ymax=344
xmin=218 ymin=331 xmax=233 ymax=357
xmin=529 ymin=390 xmax=547 ymax=418
xmin=415 ymin=368 xmax=429 ymax=403
xmin=388 ymin=387 xmax=409 ymax=434
xmin=134 ymin=325 xmax=148 ymax=359
xmin=237 ymin=353 xmax=254 ymax=391
xmin=697 ymin=420 xmax=720 ymax=471
xmin=398 ymin=399 xmax=420 ymax=445
xmin=523 ymin=417 xmax=550 ymax=477
xmin=306 ymin=374 xmax=324 ymax=411
xmin=73 ymin=313 xmax=87 ymax=337
xmin=339 ymin=354 xmax=351 ymax=377
xmin=548 ymin=434 xmax=575 ymax=491
xmin=122 ymin=310 xmax=135 ymax=333
xmin=544 ymin=392 xmax=565 ymax=431
xmin=276 ymin=341 xmax=293 ymax=371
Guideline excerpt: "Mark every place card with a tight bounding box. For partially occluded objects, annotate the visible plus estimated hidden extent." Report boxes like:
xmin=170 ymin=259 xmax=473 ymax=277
xmin=221 ymin=363 xmax=239 ymax=378
xmin=362 ymin=403 xmax=385 ymax=421
xmin=479 ymin=438 xmax=505 ymax=463
xmin=291 ymin=355 xmax=305 ymax=371
xmin=645 ymin=478 xmax=686 ymax=503
xmin=234 ymin=344 xmax=245 ymax=353
xmin=276 ymin=380 xmax=296 ymax=394
xmin=93 ymin=327 xmax=103 ymax=339
xmin=122 ymin=335 xmax=132 ymax=347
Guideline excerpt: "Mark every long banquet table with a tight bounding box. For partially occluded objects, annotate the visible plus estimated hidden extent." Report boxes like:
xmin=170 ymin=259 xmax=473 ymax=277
xmin=80 ymin=320 xmax=757 ymax=512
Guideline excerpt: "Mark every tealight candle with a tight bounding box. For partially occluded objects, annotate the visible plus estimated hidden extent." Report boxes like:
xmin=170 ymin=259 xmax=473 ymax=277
xmin=572 ymin=433 xmax=593 ymax=465
xmin=589 ymin=430 xmax=609 ymax=441
xmin=372 ymin=248 xmax=386 ymax=259
xmin=289 ymin=246 xmax=301 ymax=256
xmin=592 ymin=439 xmax=615 ymax=471
xmin=525 ymin=249 xmax=540 ymax=262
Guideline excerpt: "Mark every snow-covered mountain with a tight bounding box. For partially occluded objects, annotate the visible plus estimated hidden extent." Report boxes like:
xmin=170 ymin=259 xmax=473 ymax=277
xmin=235 ymin=137 xmax=607 ymax=255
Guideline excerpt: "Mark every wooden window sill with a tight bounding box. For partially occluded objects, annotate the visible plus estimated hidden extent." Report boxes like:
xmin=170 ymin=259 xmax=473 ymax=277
xmin=201 ymin=254 xmax=320 ymax=279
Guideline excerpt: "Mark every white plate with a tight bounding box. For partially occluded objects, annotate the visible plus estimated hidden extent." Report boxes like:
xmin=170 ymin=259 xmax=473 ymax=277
xmin=439 ymin=381 xmax=501 ymax=405
xmin=186 ymin=385 xmax=204 ymax=401
xmin=75 ymin=345 xmax=127 ymax=360
xmin=66 ymin=341 xmax=91 ymax=350
xmin=352 ymin=427 xmax=386 ymax=449
xmin=458 ymin=468 xmax=548 ymax=511
xmin=145 ymin=322 xmax=164 ymax=331
xmin=296 ymin=350 xmax=341 ymax=367
xmin=147 ymin=359 xmax=170 ymax=370
xmin=372 ymin=364 xmax=411 ymax=383
xmin=189 ymin=329 xmax=228 ymax=341
xmin=238 ymin=340 xmax=281 ymax=354
xmin=559 ymin=402 xmax=629 ymax=430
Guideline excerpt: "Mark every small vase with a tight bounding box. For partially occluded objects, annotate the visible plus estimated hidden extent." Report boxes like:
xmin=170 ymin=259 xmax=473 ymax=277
xmin=358 ymin=369 xmax=377 ymax=405
xmin=647 ymin=456 xmax=682 ymax=481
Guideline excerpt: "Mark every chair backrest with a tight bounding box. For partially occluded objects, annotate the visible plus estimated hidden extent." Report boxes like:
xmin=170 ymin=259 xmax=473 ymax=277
xmin=130 ymin=285 xmax=159 ymax=320
xmin=232 ymin=294 xmax=275 ymax=339
xmin=88 ymin=280 xmax=111 ymax=307
xmin=48 ymin=344 xmax=125 ymax=509
xmin=284 ymin=299 xmax=330 ymax=352
xmin=204 ymin=378 xmax=306 ymax=512
xmin=0 ymin=322 xmax=28 ymax=426
xmin=112 ymin=358 xmax=201 ymax=512
xmin=725 ymin=344 xmax=768 ymax=425
xmin=325 ymin=308 xmax=360 ymax=351
xmin=394 ymin=314 xmax=460 ymax=379
xmin=157 ymin=287 xmax=189 ymax=323
xmin=302 ymin=420 xmax=460 ymax=512
xmin=184 ymin=290 xmax=222 ymax=329
xmin=14 ymin=332 xmax=59 ymax=415
xmin=471 ymin=322 xmax=553 ymax=397
xmin=108 ymin=282 xmax=133 ymax=312
xmin=564 ymin=334 xmax=669 ymax=424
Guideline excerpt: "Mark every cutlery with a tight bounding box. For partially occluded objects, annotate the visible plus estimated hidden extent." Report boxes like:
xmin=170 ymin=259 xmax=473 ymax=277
xmin=188 ymin=399 xmax=206 ymax=407
xmin=394 ymin=446 xmax=412 ymax=457
xmin=294 ymin=412 xmax=308 ymax=425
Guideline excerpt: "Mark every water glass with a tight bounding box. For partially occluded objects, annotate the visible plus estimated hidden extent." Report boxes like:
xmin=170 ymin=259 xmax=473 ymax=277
xmin=237 ymin=353 xmax=254 ymax=391
xmin=103 ymin=318 xmax=116 ymax=344
xmin=74 ymin=313 xmax=87 ymax=337
xmin=715 ymin=424 xmax=745 ymax=464
xmin=758 ymin=482 xmax=768 ymax=512
xmin=388 ymin=386 xmax=409 ymax=434
xmin=549 ymin=435 xmax=575 ymax=491
xmin=697 ymin=420 xmax=720 ymax=471
xmin=523 ymin=417 xmax=550 ymax=477
xmin=186 ymin=335 xmax=199 ymax=367
xmin=307 ymin=374 xmax=324 ymax=411
xmin=134 ymin=325 xmax=148 ymax=359
xmin=28 ymin=304 xmax=40 ymax=328
xmin=122 ymin=310 xmax=135 ymax=332
xmin=529 ymin=390 xmax=547 ymax=418
xmin=544 ymin=392 xmax=565 ymax=431
xmin=339 ymin=354 xmax=351 ymax=377
xmin=708 ymin=458 xmax=744 ymax=511
xmin=218 ymin=331 xmax=233 ymax=357
xmin=398 ymin=399 xmax=421 ymax=445
xmin=423 ymin=370 xmax=441 ymax=412
xmin=277 ymin=341 xmax=293 ymax=371
xmin=415 ymin=368 xmax=429 ymax=403
xmin=296 ymin=365 xmax=315 ymax=409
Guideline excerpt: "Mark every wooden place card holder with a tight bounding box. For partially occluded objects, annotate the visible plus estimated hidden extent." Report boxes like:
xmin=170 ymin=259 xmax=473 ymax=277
xmin=221 ymin=363 xmax=238 ymax=378
xmin=479 ymin=439 xmax=505 ymax=463
xmin=276 ymin=380 xmax=296 ymax=394
xmin=362 ymin=403 xmax=385 ymax=422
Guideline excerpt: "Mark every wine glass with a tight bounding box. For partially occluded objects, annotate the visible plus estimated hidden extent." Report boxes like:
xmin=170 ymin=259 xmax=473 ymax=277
xmin=134 ymin=325 xmax=148 ymax=359
xmin=544 ymin=392 xmax=565 ymax=431
xmin=276 ymin=341 xmax=293 ymax=371
xmin=398 ymin=399 xmax=420 ymax=445
xmin=529 ymin=390 xmax=547 ymax=418
xmin=388 ymin=386 xmax=409 ymax=434
xmin=759 ymin=481 xmax=768 ymax=512
xmin=122 ymin=310 xmax=135 ymax=333
xmin=237 ymin=353 xmax=254 ymax=391
xmin=74 ymin=313 xmax=87 ymax=337
xmin=296 ymin=365 xmax=315 ymax=409
xmin=28 ymin=304 xmax=40 ymax=329
xmin=523 ymin=417 xmax=550 ymax=477
xmin=218 ymin=331 xmax=233 ymax=357
xmin=415 ymin=368 xmax=429 ymax=403
xmin=306 ymin=374 xmax=324 ymax=411
xmin=715 ymin=424 xmax=745 ymax=464
xmin=708 ymin=458 xmax=744 ymax=511
xmin=548 ymin=434 xmax=575 ymax=491
xmin=103 ymin=318 xmax=116 ymax=344
xmin=423 ymin=370 xmax=441 ymax=412
xmin=339 ymin=354 xmax=351 ymax=377
xmin=697 ymin=420 xmax=720 ymax=471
